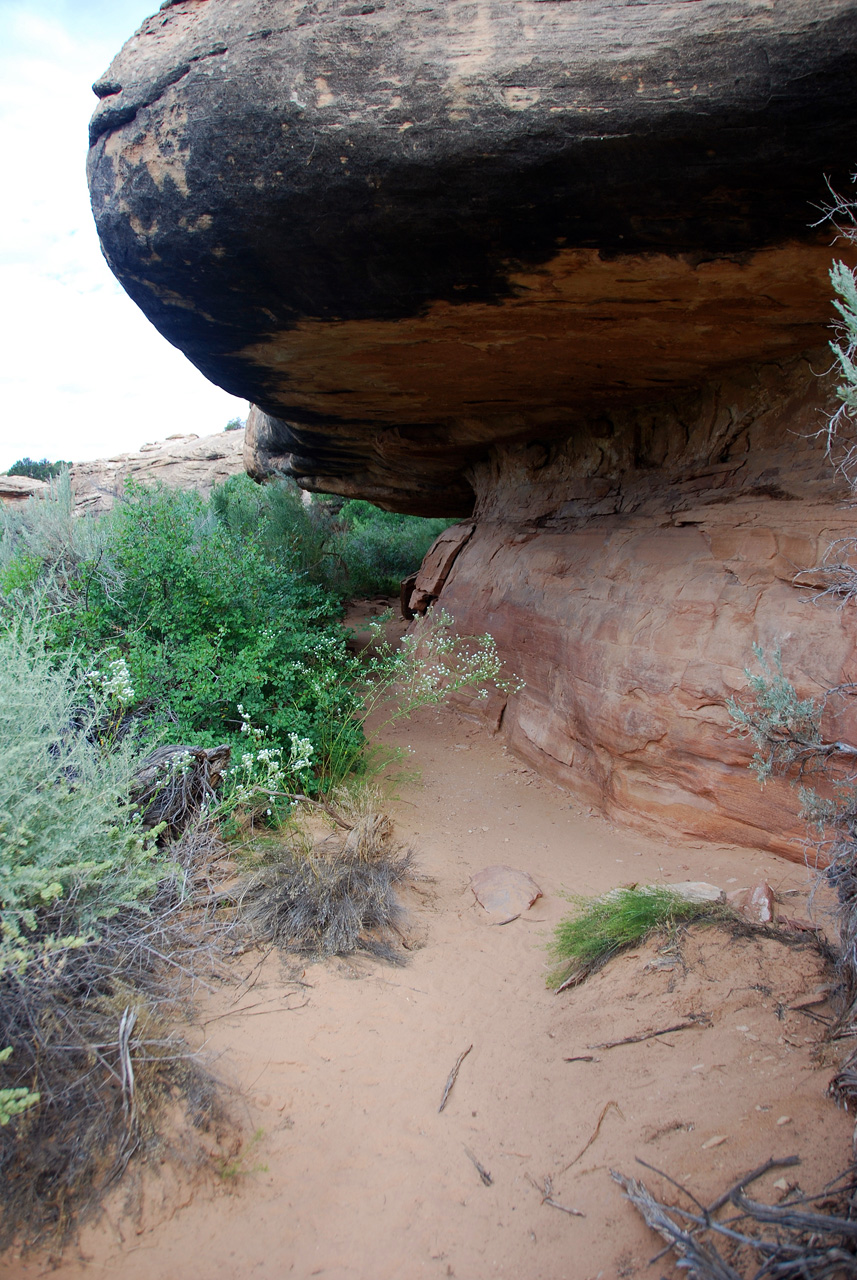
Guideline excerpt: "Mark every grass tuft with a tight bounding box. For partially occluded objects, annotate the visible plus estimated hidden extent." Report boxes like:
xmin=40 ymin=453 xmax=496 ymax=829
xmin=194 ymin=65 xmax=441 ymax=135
xmin=237 ymin=812 xmax=413 ymax=962
xmin=547 ymin=886 xmax=722 ymax=989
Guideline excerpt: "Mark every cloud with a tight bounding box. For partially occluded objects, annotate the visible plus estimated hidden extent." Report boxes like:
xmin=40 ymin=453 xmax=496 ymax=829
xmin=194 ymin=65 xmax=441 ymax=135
xmin=0 ymin=2 xmax=247 ymax=469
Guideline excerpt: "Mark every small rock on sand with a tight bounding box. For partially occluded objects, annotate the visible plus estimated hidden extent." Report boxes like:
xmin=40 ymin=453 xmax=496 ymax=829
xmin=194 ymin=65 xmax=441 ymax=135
xmin=470 ymin=865 xmax=542 ymax=924
xmin=726 ymin=881 xmax=776 ymax=924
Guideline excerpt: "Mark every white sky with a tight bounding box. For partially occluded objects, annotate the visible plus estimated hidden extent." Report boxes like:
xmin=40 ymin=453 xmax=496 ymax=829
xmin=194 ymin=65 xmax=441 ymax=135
xmin=0 ymin=0 xmax=248 ymax=470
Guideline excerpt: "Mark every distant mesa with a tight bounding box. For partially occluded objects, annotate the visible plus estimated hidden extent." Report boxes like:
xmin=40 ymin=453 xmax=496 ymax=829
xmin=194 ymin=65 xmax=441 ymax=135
xmin=1 ymin=431 xmax=246 ymax=513
xmin=71 ymin=429 xmax=246 ymax=514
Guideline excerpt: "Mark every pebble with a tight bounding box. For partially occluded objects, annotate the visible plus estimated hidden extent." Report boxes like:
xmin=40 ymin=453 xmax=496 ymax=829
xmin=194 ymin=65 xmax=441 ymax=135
xmin=776 ymin=1115 xmax=792 ymax=1126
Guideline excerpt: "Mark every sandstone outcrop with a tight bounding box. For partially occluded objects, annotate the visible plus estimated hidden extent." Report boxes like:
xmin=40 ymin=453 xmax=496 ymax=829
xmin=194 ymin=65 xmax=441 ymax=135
xmin=427 ymin=354 xmax=857 ymax=858
xmin=0 ymin=476 xmax=48 ymax=505
xmin=71 ymin=428 xmax=246 ymax=513
xmin=87 ymin=1 xmax=857 ymax=853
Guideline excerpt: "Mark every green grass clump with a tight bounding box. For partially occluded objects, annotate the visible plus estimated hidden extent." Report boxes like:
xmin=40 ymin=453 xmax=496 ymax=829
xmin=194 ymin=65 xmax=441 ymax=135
xmin=547 ymin=886 xmax=718 ymax=989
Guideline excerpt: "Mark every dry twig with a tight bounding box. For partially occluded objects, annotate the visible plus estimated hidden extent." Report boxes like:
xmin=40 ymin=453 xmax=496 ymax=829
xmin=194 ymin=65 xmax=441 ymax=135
xmin=560 ymin=1100 xmax=624 ymax=1173
xmin=439 ymin=1044 xmax=473 ymax=1113
xmin=706 ymin=1155 xmax=801 ymax=1214
xmin=588 ymin=1014 xmax=711 ymax=1051
xmin=613 ymin=1156 xmax=857 ymax=1279
xmin=464 ymin=1145 xmax=493 ymax=1186
xmin=528 ymin=1173 xmax=585 ymax=1217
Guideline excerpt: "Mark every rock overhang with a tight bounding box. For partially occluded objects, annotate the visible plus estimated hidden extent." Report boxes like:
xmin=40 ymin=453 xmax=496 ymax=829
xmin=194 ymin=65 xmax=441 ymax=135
xmin=87 ymin=0 xmax=857 ymax=514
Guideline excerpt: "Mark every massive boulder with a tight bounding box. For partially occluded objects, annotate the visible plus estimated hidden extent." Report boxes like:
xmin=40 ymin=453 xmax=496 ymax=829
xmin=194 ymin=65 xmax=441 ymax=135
xmin=88 ymin=0 xmax=857 ymax=854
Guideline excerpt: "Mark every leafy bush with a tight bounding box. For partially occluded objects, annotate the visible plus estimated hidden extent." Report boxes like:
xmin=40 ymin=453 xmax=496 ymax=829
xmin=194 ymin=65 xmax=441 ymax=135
xmin=5 ymin=457 xmax=70 ymax=481
xmin=334 ymin=499 xmax=452 ymax=597
xmin=10 ymin=479 xmax=363 ymax=791
xmin=213 ymin=477 xmax=453 ymax=599
xmin=0 ymin=476 xmax=478 ymax=809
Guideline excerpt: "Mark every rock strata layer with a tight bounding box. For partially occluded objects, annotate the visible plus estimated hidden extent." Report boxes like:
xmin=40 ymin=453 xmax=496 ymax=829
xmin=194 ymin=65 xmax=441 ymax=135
xmin=428 ymin=354 xmax=857 ymax=858
xmin=88 ymin=0 xmax=857 ymax=511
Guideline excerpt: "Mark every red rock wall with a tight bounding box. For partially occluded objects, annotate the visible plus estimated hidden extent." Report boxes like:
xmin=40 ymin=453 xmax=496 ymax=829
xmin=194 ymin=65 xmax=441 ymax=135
xmin=433 ymin=355 xmax=857 ymax=857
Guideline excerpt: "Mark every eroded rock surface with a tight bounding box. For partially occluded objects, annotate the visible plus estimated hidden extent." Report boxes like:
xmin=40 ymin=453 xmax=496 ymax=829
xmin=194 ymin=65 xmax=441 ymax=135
xmin=88 ymin=0 xmax=857 ymax=511
xmin=0 ymin=476 xmax=48 ymax=505
xmin=430 ymin=354 xmax=857 ymax=857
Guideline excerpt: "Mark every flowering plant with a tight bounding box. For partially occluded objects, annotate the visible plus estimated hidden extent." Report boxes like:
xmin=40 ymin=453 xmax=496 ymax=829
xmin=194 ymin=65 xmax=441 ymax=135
xmin=219 ymin=705 xmax=315 ymax=823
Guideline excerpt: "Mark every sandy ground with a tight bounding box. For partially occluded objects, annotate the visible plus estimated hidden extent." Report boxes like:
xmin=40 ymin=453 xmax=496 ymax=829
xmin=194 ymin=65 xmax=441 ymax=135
xmin=5 ymin=623 xmax=855 ymax=1279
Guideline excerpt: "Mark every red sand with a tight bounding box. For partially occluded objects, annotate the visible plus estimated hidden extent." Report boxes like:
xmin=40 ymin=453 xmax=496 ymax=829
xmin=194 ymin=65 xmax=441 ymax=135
xmin=4 ymin=697 xmax=852 ymax=1279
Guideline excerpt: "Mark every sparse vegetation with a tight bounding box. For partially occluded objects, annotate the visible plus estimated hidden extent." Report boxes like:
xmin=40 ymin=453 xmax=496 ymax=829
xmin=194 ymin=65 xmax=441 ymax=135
xmin=0 ymin=621 xmax=224 ymax=1248
xmin=547 ymin=885 xmax=721 ymax=989
xmin=728 ymin=650 xmax=857 ymax=1059
xmin=727 ymin=185 xmax=857 ymax=1106
xmin=237 ymin=812 xmax=414 ymax=962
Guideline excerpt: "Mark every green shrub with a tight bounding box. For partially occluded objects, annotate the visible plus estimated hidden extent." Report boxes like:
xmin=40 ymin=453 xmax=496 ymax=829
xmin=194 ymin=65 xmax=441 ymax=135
xmin=334 ymin=499 xmax=452 ymax=597
xmin=0 ymin=475 xmax=490 ymax=814
xmin=213 ymin=476 xmax=453 ymax=599
xmin=726 ymin=645 xmax=829 ymax=784
xmin=20 ymin=480 xmax=363 ymax=791
xmin=5 ymin=458 xmax=70 ymax=481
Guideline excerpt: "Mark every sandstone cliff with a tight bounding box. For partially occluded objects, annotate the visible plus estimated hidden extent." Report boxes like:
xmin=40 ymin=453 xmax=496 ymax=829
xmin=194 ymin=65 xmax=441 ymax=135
xmin=86 ymin=0 xmax=857 ymax=853
xmin=411 ymin=354 xmax=857 ymax=857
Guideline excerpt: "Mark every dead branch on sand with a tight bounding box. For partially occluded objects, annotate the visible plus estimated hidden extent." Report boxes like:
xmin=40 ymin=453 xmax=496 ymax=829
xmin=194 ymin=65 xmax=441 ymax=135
xmin=527 ymin=1173 xmax=586 ymax=1217
xmin=464 ymin=1146 xmax=493 ymax=1186
xmin=613 ymin=1154 xmax=857 ymax=1278
xmin=560 ymin=1100 xmax=624 ymax=1173
xmin=588 ymin=1012 xmax=712 ymax=1051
